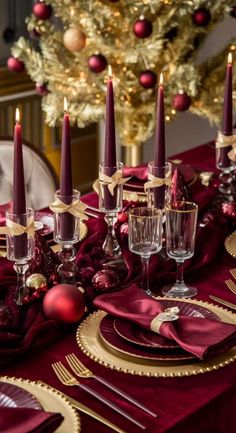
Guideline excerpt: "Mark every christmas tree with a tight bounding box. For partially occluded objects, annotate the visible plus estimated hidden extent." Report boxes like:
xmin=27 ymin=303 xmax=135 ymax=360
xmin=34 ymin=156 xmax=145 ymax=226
xmin=9 ymin=0 xmax=236 ymax=156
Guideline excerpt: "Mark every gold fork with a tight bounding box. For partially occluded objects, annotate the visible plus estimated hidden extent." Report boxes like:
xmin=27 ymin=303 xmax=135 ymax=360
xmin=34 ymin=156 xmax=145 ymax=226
xmin=225 ymin=279 xmax=236 ymax=295
xmin=66 ymin=353 xmax=157 ymax=417
xmin=52 ymin=361 xmax=146 ymax=430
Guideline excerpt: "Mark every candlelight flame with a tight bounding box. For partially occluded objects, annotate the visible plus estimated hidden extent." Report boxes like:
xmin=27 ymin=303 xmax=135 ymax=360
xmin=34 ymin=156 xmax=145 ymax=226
xmin=64 ymin=97 xmax=68 ymax=112
xmin=108 ymin=65 xmax=112 ymax=79
xmin=228 ymin=52 xmax=233 ymax=65
xmin=159 ymin=73 xmax=163 ymax=86
xmin=15 ymin=108 xmax=20 ymax=123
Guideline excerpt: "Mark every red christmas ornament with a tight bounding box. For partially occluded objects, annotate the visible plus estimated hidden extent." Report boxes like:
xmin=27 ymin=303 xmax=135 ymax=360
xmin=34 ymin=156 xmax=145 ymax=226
xmin=170 ymin=167 xmax=192 ymax=202
xmin=120 ymin=222 xmax=129 ymax=237
xmin=173 ymin=91 xmax=191 ymax=111
xmin=7 ymin=56 xmax=25 ymax=73
xmin=33 ymin=1 xmax=52 ymax=20
xmin=43 ymin=284 xmax=86 ymax=324
xmin=88 ymin=54 xmax=107 ymax=73
xmin=193 ymin=8 xmax=211 ymax=26
xmin=133 ymin=17 xmax=153 ymax=38
xmin=230 ymin=7 xmax=236 ymax=18
xmin=139 ymin=70 xmax=157 ymax=89
xmin=222 ymin=201 xmax=236 ymax=219
xmin=35 ymin=83 xmax=49 ymax=95
xmin=92 ymin=269 xmax=120 ymax=292
xmin=117 ymin=212 xmax=128 ymax=223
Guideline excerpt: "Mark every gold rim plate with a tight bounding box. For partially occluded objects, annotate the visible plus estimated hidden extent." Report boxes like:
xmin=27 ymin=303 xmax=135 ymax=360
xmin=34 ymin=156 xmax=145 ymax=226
xmin=225 ymin=231 xmax=236 ymax=258
xmin=76 ymin=297 xmax=236 ymax=377
xmin=0 ymin=377 xmax=81 ymax=433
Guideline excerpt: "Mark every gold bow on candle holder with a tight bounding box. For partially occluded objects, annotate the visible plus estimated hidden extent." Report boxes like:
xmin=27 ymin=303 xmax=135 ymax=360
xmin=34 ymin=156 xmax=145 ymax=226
xmin=150 ymin=307 xmax=180 ymax=333
xmin=0 ymin=216 xmax=35 ymax=237
xmin=99 ymin=170 xmax=131 ymax=196
xmin=144 ymin=172 xmax=171 ymax=192
xmin=215 ymin=131 xmax=236 ymax=162
xmin=49 ymin=198 xmax=89 ymax=220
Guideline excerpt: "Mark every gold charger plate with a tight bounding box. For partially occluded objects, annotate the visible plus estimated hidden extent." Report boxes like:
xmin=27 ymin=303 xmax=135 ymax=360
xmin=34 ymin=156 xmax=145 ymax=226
xmin=225 ymin=231 xmax=236 ymax=258
xmin=76 ymin=297 xmax=236 ymax=377
xmin=0 ymin=377 xmax=81 ymax=433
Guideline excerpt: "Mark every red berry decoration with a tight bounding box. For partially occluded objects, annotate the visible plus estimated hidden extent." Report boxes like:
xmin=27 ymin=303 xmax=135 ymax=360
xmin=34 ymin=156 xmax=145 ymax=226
xmin=7 ymin=56 xmax=25 ymax=72
xmin=33 ymin=1 xmax=52 ymax=20
xmin=35 ymin=83 xmax=49 ymax=95
xmin=133 ymin=17 xmax=153 ymax=38
xmin=230 ymin=7 xmax=236 ymax=18
xmin=173 ymin=91 xmax=191 ymax=111
xmin=193 ymin=8 xmax=211 ymax=26
xmin=43 ymin=284 xmax=86 ymax=324
xmin=88 ymin=54 xmax=107 ymax=73
xmin=117 ymin=212 xmax=128 ymax=223
xmin=139 ymin=70 xmax=157 ymax=89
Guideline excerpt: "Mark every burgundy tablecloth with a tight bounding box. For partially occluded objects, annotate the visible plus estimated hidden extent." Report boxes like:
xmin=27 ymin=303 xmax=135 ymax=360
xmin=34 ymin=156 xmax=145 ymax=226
xmin=1 ymin=143 xmax=236 ymax=433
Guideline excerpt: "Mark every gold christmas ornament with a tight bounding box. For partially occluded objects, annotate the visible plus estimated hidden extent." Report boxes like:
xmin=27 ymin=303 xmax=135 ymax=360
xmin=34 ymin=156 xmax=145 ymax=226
xmin=63 ymin=27 xmax=86 ymax=52
xmin=26 ymin=273 xmax=48 ymax=290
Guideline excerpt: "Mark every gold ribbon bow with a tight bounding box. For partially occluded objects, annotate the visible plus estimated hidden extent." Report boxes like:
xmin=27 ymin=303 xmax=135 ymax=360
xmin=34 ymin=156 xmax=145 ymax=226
xmin=215 ymin=132 xmax=236 ymax=162
xmin=150 ymin=307 xmax=180 ymax=333
xmin=0 ymin=216 xmax=35 ymax=237
xmin=49 ymin=198 xmax=88 ymax=220
xmin=99 ymin=170 xmax=131 ymax=196
xmin=144 ymin=172 xmax=171 ymax=192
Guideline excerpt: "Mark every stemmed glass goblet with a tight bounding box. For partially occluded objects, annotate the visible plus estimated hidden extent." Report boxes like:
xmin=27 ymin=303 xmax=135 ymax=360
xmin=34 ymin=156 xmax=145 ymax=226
xmin=99 ymin=162 xmax=124 ymax=258
xmin=52 ymin=189 xmax=81 ymax=282
xmin=128 ymin=207 xmax=163 ymax=296
xmin=6 ymin=208 xmax=35 ymax=305
xmin=161 ymin=201 xmax=198 ymax=298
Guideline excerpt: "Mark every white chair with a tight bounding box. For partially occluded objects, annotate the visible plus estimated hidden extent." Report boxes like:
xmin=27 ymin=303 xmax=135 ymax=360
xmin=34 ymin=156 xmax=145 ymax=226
xmin=0 ymin=138 xmax=58 ymax=210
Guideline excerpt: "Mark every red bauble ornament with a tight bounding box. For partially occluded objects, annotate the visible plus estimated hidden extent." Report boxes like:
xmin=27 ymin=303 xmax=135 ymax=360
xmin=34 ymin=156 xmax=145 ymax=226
xmin=92 ymin=269 xmax=120 ymax=292
xmin=133 ymin=17 xmax=153 ymax=38
xmin=173 ymin=92 xmax=191 ymax=111
xmin=7 ymin=56 xmax=25 ymax=73
xmin=35 ymin=83 xmax=49 ymax=95
xmin=139 ymin=70 xmax=157 ymax=89
xmin=222 ymin=202 xmax=236 ymax=219
xmin=43 ymin=284 xmax=86 ymax=324
xmin=230 ymin=7 xmax=236 ymax=18
xmin=120 ymin=222 xmax=129 ymax=237
xmin=117 ymin=212 xmax=128 ymax=223
xmin=170 ymin=167 xmax=192 ymax=202
xmin=193 ymin=8 xmax=211 ymax=26
xmin=33 ymin=1 xmax=52 ymax=20
xmin=88 ymin=54 xmax=107 ymax=73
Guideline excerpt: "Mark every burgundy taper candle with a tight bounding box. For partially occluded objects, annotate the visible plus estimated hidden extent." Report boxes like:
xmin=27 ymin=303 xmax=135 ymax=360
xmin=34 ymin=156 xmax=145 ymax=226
xmin=154 ymin=73 xmax=165 ymax=167
xmin=59 ymin=98 xmax=74 ymax=240
xmin=153 ymin=73 xmax=165 ymax=208
xmin=104 ymin=65 xmax=116 ymax=167
xmin=13 ymin=108 xmax=27 ymax=258
xmin=220 ymin=52 xmax=233 ymax=167
xmin=103 ymin=66 xmax=117 ymax=209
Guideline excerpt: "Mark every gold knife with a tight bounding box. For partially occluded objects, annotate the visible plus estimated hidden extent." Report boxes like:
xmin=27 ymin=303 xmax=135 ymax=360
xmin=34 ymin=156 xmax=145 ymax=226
xmin=209 ymin=295 xmax=236 ymax=311
xmin=38 ymin=381 xmax=127 ymax=433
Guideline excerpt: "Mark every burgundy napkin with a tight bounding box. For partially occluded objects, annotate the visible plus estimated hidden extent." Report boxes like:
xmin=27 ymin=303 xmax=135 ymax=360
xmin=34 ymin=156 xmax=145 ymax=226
xmin=94 ymin=285 xmax=236 ymax=360
xmin=0 ymin=407 xmax=63 ymax=433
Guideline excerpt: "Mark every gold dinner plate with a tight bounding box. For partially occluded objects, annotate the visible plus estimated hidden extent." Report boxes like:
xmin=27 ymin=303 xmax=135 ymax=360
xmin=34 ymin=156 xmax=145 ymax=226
xmin=0 ymin=377 xmax=81 ymax=433
xmin=76 ymin=297 xmax=236 ymax=377
xmin=225 ymin=231 xmax=236 ymax=258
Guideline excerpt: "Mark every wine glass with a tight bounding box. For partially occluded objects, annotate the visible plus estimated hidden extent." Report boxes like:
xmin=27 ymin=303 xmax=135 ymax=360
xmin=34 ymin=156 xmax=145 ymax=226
xmin=99 ymin=162 xmax=123 ymax=258
xmin=6 ymin=208 xmax=35 ymax=305
xmin=161 ymin=201 xmax=198 ymax=298
xmin=53 ymin=189 xmax=81 ymax=282
xmin=128 ymin=207 xmax=163 ymax=296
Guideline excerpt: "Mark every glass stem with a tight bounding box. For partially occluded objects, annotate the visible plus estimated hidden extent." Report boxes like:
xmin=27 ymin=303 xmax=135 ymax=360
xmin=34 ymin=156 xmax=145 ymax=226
xmin=141 ymin=256 xmax=151 ymax=295
xmin=13 ymin=262 xmax=29 ymax=306
xmin=175 ymin=260 xmax=185 ymax=287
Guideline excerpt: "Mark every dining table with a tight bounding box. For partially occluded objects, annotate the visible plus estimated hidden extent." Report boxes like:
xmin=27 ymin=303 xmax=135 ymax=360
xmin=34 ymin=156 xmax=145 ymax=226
xmin=0 ymin=141 xmax=236 ymax=433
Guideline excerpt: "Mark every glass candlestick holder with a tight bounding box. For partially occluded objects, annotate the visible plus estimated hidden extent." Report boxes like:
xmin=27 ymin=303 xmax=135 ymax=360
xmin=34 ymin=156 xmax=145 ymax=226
xmin=216 ymin=130 xmax=236 ymax=196
xmin=146 ymin=161 xmax=172 ymax=211
xmin=53 ymin=189 xmax=81 ymax=282
xmin=6 ymin=208 xmax=35 ymax=306
xmin=99 ymin=162 xmax=123 ymax=258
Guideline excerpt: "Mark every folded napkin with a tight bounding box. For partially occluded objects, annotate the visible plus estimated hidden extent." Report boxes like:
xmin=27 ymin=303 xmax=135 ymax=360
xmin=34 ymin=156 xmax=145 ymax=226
xmin=0 ymin=407 xmax=63 ymax=433
xmin=94 ymin=285 xmax=236 ymax=360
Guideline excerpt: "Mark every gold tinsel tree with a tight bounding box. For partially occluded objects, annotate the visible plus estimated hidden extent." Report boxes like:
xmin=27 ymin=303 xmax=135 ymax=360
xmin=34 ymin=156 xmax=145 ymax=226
xmin=10 ymin=0 xmax=236 ymax=157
